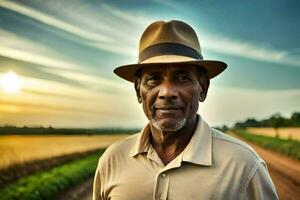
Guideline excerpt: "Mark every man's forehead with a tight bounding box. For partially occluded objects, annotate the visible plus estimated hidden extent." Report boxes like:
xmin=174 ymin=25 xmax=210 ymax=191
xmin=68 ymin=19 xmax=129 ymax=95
xmin=140 ymin=64 xmax=199 ymax=75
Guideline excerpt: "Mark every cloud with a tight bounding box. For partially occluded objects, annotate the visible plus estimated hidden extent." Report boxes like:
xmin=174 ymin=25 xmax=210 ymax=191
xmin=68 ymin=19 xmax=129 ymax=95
xmin=0 ymin=45 xmax=80 ymax=70
xmin=0 ymin=1 xmax=150 ymax=56
xmin=0 ymin=29 xmax=82 ymax=70
xmin=40 ymin=68 xmax=133 ymax=94
xmin=2 ymin=0 xmax=299 ymax=68
xmin=197 ymin=30 xmax=300 ymax=68
xmin=0 ymin=1 xmax=111 ymax=43
xmin=151 ymin=0 xmax=182 ymax=10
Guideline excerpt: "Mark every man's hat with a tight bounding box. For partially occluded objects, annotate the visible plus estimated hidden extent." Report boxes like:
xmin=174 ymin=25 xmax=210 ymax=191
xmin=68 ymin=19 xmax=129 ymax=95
xmin=114 ymin=20 xmax=227 ymax=82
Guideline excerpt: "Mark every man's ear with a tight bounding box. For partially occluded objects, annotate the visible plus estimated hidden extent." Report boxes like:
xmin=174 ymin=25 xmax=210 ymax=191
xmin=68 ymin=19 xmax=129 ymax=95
xmin=134 ymin=77 xmax=142 ymax=103
xmin=198 ymin=73 xmax=210 ymax=102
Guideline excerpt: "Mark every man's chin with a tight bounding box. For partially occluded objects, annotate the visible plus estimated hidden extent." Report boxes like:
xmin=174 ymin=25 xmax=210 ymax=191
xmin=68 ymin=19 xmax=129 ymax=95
xmin=150 ymin=118 xmax=186 ymax=132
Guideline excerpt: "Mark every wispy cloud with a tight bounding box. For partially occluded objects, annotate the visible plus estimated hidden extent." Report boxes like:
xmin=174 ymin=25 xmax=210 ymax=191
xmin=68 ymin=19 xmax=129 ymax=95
xmin=151 ymin=0 xmax=182 ymax=10
xmin=0 ymin=29 xmax=82 ymax=70
xmin=0 ymin=99 xmax=106 ymax=115
xmin=40 ymin=68 xmax=133 ymax=94
xmin=197 ymin=30 xmax=300 ymax=68
xmin=0 ymin=45 xmax=80 ymax=70
xmin=0 ymin=1 xmax=149 ymax=60
xmin=0 ymin=1 xmax=111 ymax=43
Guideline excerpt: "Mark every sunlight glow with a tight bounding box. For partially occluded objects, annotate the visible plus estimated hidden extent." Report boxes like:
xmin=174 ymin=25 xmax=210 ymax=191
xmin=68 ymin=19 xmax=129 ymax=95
xmin=0 ymin=71 xmax=23 ymax=94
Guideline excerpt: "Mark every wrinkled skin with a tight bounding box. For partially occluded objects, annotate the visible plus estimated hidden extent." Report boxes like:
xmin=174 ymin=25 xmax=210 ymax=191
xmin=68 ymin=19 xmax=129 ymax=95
xmin=134 ymin=64 xmax=210 ymax=164
xmin=135 ymin=64 xmax=209 ymax=133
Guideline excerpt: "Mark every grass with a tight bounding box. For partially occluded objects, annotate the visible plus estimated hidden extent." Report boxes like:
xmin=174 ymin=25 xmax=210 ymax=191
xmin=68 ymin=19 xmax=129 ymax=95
xmin=234 ymin=129 xmax=300 ymax=160
xmin=0 ymin=149 xmax=105 ymax=200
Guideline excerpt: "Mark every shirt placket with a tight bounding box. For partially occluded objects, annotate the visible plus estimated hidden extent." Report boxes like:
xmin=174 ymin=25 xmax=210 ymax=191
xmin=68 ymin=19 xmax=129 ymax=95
xmin=153 ymin=171 xmax=170 ymax=200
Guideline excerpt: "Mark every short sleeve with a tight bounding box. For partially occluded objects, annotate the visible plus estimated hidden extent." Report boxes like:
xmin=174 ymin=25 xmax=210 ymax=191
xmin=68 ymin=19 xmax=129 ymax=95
xmin=242 ymin=162 xmax=279 ymax=200
xmin=93 ymin=155 xmax=107 ymax=200
xmin=92 ymin=166 xmax=103 ymax=200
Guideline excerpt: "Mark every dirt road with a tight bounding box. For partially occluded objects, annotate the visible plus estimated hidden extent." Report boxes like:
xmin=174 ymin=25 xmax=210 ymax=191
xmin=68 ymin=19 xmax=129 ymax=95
xmin=236 ymin=137 xmax=300 ymax=200
xmin=68 ymin=134 xmax=300 ymax=200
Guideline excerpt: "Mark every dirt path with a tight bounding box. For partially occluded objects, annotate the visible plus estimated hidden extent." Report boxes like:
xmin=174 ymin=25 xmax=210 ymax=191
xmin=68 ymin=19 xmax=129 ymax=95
xmin=58 ymin=177 xmax=93 ymax=200
xmin=69 ymin=133 xmax=300 ymax=200
xmin=229 ymin=132 xmax=300 ymax=200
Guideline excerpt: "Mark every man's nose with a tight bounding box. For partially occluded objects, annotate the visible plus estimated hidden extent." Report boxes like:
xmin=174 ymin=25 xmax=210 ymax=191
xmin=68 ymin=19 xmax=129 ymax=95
xmin=158 ymin=81 xmax=178 ymax=100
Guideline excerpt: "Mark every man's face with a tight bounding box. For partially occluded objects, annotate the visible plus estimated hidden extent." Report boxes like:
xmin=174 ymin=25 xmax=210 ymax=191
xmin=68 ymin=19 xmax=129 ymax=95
xmin=136 ymin=65 xmax=208 ymax=132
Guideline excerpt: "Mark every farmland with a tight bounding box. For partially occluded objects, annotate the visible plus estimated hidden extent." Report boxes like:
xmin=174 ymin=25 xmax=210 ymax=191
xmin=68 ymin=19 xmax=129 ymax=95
xmin=0 ymin=134 xmax=129 ymax=170
xmin=0 ymin=151 xmax=104 ymax=200
xmin=1 ymin=130 xmax=299 ymax=200
xmin=233 ymin=129 xmax=300 ymax=160
xmin=246 ymin=127 xmax=300 ymax=141
xmin=0 ymin=134 xmax=129 ymax=199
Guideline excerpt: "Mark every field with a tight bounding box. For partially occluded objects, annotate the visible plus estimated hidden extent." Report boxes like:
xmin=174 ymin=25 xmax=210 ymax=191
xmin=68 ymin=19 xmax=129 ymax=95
xmin=234 ymin=129 xmax=300 ymax=160
xmin=0 ymin=151 xmax=104 ymax=200
xmin=0 ymin=135 xmax=129 ymax=170
xmin=246 ymin=127 xmax=300 ymax=141
xmin=0 ymin=134 xmax=129 ymax=199
xmin=1 ymin=132 xmax=299 ymax=200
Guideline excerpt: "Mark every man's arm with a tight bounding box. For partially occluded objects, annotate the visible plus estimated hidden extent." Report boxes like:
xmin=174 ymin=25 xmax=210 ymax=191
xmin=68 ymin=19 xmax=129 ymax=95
xmin=92 ymin=166 xmax=103 ymax=200
xmin=242 ymin=162 xmax=279 ymax=200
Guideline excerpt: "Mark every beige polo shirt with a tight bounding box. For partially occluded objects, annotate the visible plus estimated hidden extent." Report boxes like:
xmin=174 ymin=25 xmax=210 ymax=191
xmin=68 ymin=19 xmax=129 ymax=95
xmin=93 ymin=116 xmax=278 ymax=200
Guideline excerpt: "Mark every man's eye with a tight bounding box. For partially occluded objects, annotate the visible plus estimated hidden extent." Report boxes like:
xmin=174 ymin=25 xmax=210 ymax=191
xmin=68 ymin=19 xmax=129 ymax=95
xmin=146 ymin=76 xmax=160 ymax=86
xmin=177 ymin=75 xmax=190 ymax=82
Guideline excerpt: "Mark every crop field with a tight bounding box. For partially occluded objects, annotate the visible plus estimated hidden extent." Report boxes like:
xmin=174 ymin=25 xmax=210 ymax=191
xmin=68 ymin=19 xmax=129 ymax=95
xmin=246 ymin=127 xmax=300 ymax=141
xmin=0 ymin=151 xmax=104 ymax=200
xmin=233 ymin=129 xmax=300 ymax=160
xmin=0 ymin=134 xmax=129 ymax=170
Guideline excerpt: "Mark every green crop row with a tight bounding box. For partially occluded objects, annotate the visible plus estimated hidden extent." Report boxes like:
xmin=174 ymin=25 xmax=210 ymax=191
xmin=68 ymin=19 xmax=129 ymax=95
xmin=0 ymin=149 xmax=105 ymax=200
xmin=234 ymin=129 xmax=300 ymax=160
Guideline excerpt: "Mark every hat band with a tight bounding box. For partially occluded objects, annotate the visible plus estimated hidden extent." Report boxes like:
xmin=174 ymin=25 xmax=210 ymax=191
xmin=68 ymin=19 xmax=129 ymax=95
xmin=138 ymin=43 xmax=203 ymax=63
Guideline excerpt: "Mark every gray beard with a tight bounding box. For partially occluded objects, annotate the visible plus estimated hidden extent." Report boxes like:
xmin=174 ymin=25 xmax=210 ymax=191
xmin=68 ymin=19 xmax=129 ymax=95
xmin=150 ymin=118 xmax=187 ymax=132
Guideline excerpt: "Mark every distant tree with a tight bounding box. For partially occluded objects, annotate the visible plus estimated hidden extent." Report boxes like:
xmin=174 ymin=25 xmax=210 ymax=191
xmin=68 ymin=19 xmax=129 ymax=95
xmin=290 ymin=112 xmax=300 ymax=127
xmin=232 ymin=111 xmax=300 ymax=129
xmin=222 ymin=125 xmax=229 ymax=132
xmin=244 ymin=118 xmax=259 ymax=127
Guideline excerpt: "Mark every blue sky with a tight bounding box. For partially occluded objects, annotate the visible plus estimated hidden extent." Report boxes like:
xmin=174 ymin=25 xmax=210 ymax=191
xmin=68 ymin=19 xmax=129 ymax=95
xmin=0 ymin=0 xmax=299 ymax=128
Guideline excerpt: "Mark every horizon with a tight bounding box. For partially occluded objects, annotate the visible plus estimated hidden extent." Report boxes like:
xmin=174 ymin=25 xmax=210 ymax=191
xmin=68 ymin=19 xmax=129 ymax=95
xmin=0 ymin=111 xmax=298 ymax=129
xmin=0 ymin=0 xmax=299 ymax=128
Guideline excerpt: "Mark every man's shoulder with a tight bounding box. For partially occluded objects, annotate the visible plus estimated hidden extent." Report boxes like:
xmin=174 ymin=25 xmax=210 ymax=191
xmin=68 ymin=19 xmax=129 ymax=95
xmin=211 ymin=129 xmax=263 ymax=164
xmin=103 ymin=133 xmax=139 ymax=156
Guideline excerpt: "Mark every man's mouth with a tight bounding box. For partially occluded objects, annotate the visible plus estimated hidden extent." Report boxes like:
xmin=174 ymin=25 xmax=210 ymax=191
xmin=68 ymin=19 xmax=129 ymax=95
xmin=156 ymin=107 xmax=180 ymax=110
xmin=154 ymin=106 xmax=183 ymax=115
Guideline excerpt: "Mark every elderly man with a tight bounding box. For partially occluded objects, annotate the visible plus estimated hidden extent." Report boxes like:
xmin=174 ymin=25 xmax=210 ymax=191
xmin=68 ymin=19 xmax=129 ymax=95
xmin=93 ymin=20 xmax=278 ymax=200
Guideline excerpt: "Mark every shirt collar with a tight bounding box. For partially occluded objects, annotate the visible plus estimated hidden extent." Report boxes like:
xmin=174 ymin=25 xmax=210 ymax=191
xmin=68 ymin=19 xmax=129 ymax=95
xmin=181 ymin=115 xmax=212 ymax=166
xmin=129 ymin=124 xmax=151 ymax=157
xmin=129 ymin=115 xmax=213 ymax=166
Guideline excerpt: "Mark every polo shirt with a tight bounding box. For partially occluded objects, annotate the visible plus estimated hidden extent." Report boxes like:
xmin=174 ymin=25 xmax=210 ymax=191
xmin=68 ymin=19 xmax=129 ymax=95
xmin=93 ymin=115 xmax=278 ymax=200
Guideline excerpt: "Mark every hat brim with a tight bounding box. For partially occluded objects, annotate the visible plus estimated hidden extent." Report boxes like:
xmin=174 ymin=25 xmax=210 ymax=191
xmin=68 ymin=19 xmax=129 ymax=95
xmin=114 ymin=60 xmax=227 ymax=82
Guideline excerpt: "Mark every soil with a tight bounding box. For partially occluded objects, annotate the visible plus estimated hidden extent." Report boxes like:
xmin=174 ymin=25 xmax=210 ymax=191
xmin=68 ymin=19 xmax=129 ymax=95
xmin=57 ymin=178 xmax=93 ymax=200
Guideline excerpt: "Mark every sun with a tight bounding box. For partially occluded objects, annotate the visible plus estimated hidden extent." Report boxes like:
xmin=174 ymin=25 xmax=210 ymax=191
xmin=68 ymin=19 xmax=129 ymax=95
xmin=0 ymin=71 xmax=23 ymax=94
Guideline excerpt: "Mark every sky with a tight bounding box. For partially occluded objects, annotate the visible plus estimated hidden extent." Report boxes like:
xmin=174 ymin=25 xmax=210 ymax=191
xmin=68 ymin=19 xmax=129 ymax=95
xmin=0 ymin=0 xmax=299 ymax=128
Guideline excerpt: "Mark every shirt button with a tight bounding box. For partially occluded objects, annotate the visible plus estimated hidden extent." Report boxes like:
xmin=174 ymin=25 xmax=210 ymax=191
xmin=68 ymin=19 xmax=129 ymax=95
xmin=162 ymin=173 xmax=166 ymax=178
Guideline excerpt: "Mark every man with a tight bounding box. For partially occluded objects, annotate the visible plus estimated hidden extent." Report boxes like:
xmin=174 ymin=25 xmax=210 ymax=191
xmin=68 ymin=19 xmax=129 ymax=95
xmin=93 ymin=20 xmax=278 ymax=200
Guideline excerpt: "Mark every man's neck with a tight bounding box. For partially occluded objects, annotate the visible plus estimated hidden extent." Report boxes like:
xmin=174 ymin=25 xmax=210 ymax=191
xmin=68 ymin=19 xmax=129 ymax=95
xmin=149 ymin=116 xmax=198 ymax=165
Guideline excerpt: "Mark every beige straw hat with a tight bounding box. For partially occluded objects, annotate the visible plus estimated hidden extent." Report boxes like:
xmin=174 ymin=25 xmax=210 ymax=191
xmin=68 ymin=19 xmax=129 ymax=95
xmin=114 ymin=20 xmax=227 ymax=82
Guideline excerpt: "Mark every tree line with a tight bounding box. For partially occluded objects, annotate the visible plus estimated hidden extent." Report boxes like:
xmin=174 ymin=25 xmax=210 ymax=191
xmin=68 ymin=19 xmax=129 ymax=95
xmin=233 ymin=112 xmax=300 ymax=129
